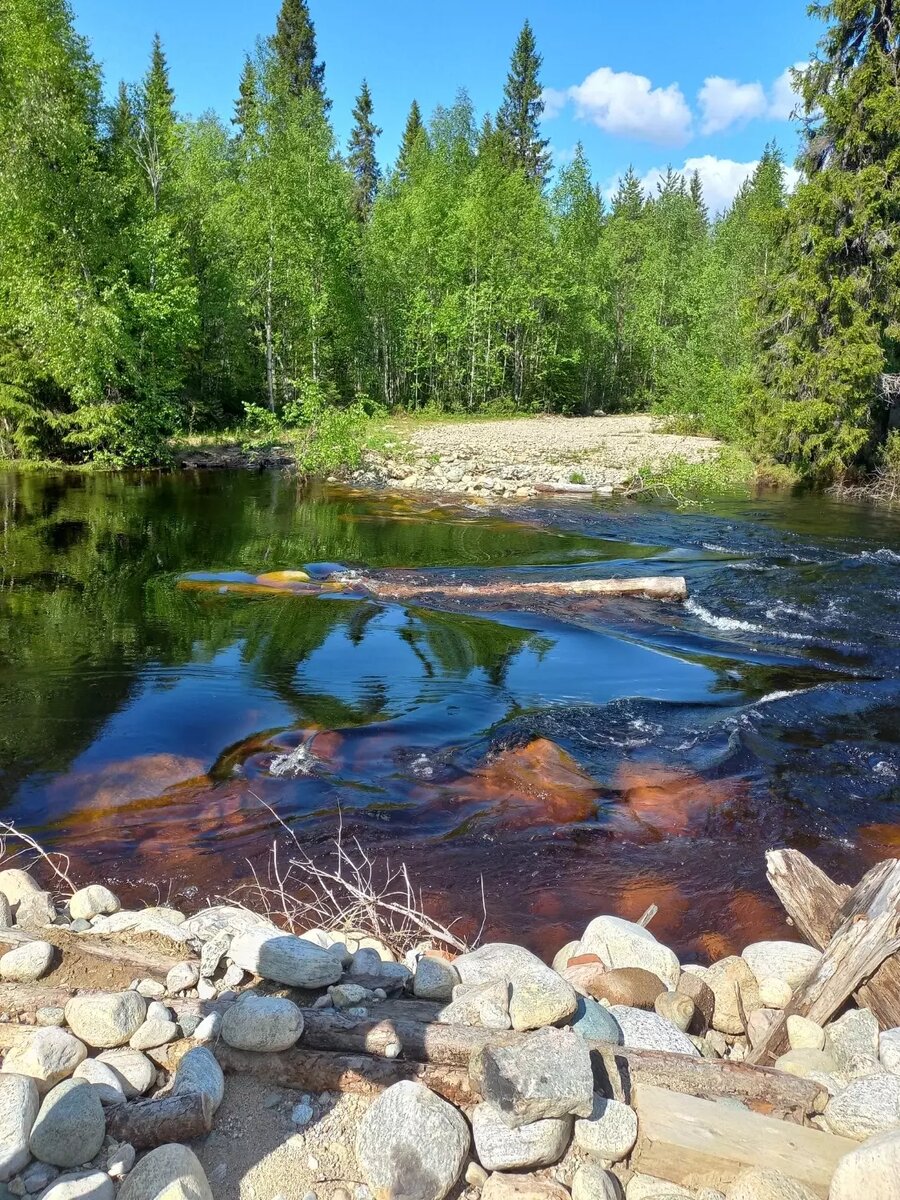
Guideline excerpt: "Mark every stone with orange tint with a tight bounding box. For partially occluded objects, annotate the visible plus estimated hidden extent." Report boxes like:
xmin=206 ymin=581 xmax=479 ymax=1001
xmin=675 ymin=971 xmax=715 ymax=1034
xmin=583 ymin=966 xmax=665 ymax=1010
xmin=455 ymin=738 xmax=599 ymax=826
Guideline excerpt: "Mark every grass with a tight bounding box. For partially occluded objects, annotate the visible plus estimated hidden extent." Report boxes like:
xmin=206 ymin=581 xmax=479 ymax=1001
xmin=627 ymin=446 xmax=767 ymax=506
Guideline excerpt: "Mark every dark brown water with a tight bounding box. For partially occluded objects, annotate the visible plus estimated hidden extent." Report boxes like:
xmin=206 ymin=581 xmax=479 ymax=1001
xmin=2 ymin=468 xmax=899 ymax=960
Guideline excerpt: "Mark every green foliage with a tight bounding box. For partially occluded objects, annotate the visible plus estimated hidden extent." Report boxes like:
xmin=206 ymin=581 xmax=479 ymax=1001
xmin=348 ymin=80 xmax=382 ymax=222
xmin=749 ymin=1 xmax=900 ymax=482
xmin=269 ymin=0 xmax=327 ymax=103
xmin=496 ymin=20 xmax=551 ymax=184
xmin=636 ymin=446 xmax=758 ymax=507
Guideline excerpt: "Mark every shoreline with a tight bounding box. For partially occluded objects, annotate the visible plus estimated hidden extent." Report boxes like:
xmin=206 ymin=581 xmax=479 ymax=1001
xmin=0 ymin=840 xmax=897 ymax=1200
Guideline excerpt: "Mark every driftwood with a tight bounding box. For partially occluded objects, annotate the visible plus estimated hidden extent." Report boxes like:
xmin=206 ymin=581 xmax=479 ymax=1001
xmin=160 ymin=1039 xmax=475 ymax=1108
xmin=0 ymin=927 xmax=183 ymax=981
xmin=104 ymin=1090 xmax=212 ymax=1148
xmin=749 ymin=856 xmax=900 ymax=1065
xmin=368 ymin=575 xmax=688 ymax=603
xmin=767 ymin=848 xmax=900 ymax=1028
xmin=533 ymin=482 xmax=599 ymax=495
xmin=279 ymin=1009 xmax=826 ymax=1116
xmin=631 ymin=1083 xmax=855 ymax=1198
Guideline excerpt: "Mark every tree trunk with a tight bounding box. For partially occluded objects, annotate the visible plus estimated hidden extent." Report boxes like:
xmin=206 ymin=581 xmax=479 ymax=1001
xmin=105 ymin=1091 xmax=212 ymax=1149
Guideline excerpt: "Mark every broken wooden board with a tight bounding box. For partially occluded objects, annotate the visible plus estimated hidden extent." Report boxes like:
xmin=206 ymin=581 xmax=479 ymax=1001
xmin=767 ymin=848 xmax=900 ymax=1028
xmin=631 ymin=1083 xmax=856 ymax=1197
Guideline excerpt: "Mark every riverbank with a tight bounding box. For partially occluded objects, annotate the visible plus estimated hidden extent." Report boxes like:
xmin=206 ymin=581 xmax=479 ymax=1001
xmin=1 ymin=838 xmax=899 ymax=1200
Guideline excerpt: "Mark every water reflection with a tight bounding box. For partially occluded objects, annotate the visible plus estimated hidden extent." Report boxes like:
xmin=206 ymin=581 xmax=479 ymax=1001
xmin=1 ymin=468 xmax=899 ymax=956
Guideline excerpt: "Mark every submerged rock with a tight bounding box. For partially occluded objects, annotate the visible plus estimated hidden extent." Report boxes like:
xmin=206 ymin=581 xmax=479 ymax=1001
xmin=355 ymin=1081 xmax=470 ymax=1200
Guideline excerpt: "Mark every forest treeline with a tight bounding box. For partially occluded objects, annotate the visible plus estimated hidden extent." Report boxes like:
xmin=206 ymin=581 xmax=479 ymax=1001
xmin=1 ymin=0 xmax=898 ymax=481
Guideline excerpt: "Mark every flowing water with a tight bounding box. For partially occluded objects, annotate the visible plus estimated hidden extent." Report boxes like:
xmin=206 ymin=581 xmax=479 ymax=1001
xmin=2 ymin=468 xmax=899 ymax=961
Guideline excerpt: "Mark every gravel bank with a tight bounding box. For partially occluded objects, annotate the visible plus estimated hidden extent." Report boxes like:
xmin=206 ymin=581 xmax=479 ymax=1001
xmin=352 ymin=415 xmax=721 ymax=498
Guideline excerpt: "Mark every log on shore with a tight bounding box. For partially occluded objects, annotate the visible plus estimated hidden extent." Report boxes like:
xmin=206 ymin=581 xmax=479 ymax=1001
xmin=160 ymin=1039 xmax=475 ymax=1108
xmin=0 ymin=927 xmax=184 ymax=981
xmin=631 ymin=1083 xmax=855 ymax=1198
xmin=750 ymin=856 xmax=900 ymax=1065
xmin=104 ymin=1090 xmax=212 ymax=1148
xmin=368 ymin=575 xmax=688 ymax=603
xmin=767 ymin=848 xmax=900 ymax=1029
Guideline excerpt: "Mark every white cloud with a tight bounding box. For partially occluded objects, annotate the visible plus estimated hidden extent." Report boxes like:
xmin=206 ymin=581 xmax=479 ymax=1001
xmin=565 ymin=67 xmax=693 ymax=145
xmin=549 ymin=143 xmax=579 ymax=167
xmin=699 ymin=77 xmax=767 ymax=135
xmin=541 ymin=87 xmax=568 ymax=121
xmin=769 ymin=62 xmax=807 ymax=120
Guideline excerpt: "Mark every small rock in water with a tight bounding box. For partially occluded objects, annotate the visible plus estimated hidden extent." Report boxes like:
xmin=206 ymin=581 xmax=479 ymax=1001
xmin=573 ymin=1094 xmax=638 ymax=1163
xmin=165 ymin=961 xmax=200 ymax=994
xmin=787 ymin=1015 xmax=825 ymax=1052
xmin=825 ymin=1074 xmax=900 ymax=1140
xmin=0 ymin=941 xmax=55 ymax=982
xmin=221 ymin=992 xmax=304 ymax=1052
xmin=28 ymin=1079 xmax=105 ymax=1168
xmin=1 ymin=1027 xmax=87 ymax=1094
xmin=477 ymin=1026 xmax=593 ymax=1128
xmin=609 ymin=1006 xmax=700 ymax=1057
xmin=68 ymin=885 xmax=120 ymax=922
xmin=830 ymin=1127 xmax=900 ymax=1199
xmin=440 ymin=980 xmax=511 ymax=1030
xmin=356 ymin=1081 xmax=469 ymax=1200
xmin=726 ymin=1167 xmax=818 ymax=1199
xmin=39 ymin=1172 xmax=115 ymax=1200
xmin=0 ymin=1073 xmax=40 ymax=1182
xmin=472 ymin=1102 xmax=571 ymax=1171
xmin=654 ymin=991 xmax=695 ymax=1032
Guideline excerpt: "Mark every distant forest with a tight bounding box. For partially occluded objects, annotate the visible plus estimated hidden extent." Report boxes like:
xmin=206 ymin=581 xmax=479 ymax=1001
xmin=1 ymin=0 xmax=898 ymax=482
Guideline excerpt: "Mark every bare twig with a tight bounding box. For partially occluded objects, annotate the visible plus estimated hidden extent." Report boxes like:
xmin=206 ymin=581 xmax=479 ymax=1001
xmin=0 ymin=821 xmax=77 ymax=896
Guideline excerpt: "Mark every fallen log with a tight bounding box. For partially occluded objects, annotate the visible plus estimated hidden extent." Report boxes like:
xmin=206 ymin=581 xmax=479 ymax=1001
xmin=767 ymin=848 xmax=900 ymax=1029
xmin=630 ymin=1083 xmax=855 ymax=1198
xmin=104 ymin=1090 xmax=212 ymax=1149
xmin=368 ymin=575 xmax=688 ymax=602
xmin=159 ymin=1040 xmax=475 ymax=1108
xmin=749 ymin=856 xmax=900 ymax=1064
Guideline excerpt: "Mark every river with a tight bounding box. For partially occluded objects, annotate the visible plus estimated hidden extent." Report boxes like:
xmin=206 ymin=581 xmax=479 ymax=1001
xmin=1 ymin=468 xmax=899 ymax=961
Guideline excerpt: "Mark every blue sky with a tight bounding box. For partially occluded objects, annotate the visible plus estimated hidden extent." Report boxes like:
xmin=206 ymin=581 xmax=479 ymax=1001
xmin=71 ymin=0 xmax=821 ymax=212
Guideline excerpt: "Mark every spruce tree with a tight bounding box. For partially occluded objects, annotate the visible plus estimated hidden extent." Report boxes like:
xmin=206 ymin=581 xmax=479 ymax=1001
xmin=752 ymin=1 xmax=900 ymax=480
xmin=689 ymin=169 xmax=709 ymax=226
xmin=396 ymin=99 xmax=426 ymax=179
xmin=496 ymin=19 xmax=551 ymax=183
xmin=270 ymin=0 xmax=327 ymax=104
xmin=233 ymin=56 xmax=259 ymax=136
xmin=348 ymin=79 xmax=381 ymax=221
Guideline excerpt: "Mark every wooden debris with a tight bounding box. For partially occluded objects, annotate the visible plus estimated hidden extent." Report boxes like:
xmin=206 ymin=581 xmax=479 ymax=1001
xmin=631 ymin=1082 xmax=856 ymax=1197
xmin=749 ymin=856 xmax=900 ymax=1064
xmin=368 ymin=575 xmax=688 ymax=603
xmin=767 ymin=848 xmax=900 ymax=1029
xmin=104 ymin=1090 xmax=213 ymax=1148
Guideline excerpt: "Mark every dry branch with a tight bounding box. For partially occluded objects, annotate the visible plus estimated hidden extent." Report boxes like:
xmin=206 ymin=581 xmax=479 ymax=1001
xmin=367 ymin=575 xmax=688 ymax=603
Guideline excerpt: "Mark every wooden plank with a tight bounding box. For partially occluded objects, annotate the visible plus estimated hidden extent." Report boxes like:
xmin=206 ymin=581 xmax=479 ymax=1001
xmin=750 ymin=857 xmax=900 ymax=1064
xmin=631 ymin=1083 xmax=857 ymax=1197
xmin=767 ymin=849 xmax=900 ymax=1029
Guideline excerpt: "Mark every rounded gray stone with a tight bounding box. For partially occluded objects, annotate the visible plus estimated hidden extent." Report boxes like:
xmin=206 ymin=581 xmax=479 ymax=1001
xmin=572 ymin=1165 xmax=621 ymax=1200
xmin=1 ymin=1028 xmax=87 ymax=1094
xmin=355 ymin=1080 xmax=470 ymax=1200
xmin=64 ymin=992 xmax=146 ymax=1049
xmin=439 ymin=980 xmax=511 ymax=1030
xmin=95 ymin=1049 xmax=154 ymax=1099
xmin=129 ymin=1019 xmax=179 ymax=1051
xmin=472 ymin=1102 xmax=571 ymax=1170
xmin=172 ymin=1046 xmax=225 ymax=1113
xmin=116 ymin=1144 xmax=212 ymax=1200
xmin=478 ymin=1026 xmax=593 ymax=1128
xmin=741 ymin=941 xmax=821 ymax=989
xmin=68 ymin=886 xmax=120 ymax=922
xmin=0 ymin=1072 xmax=40 ymax=1182
xmin=165 ymin=961 xmax=200 ymax=994
xmin=574 ymin=1095 xmax=638 ymax=1163
xmin=825 ymin=1074 xmax=900 ymax=1140
xmin=0 ymin=869 xmax=41 ymax=907
xmin=28 ymin=1079 xmax=105 ymax=1168
xmin=227 ymin=930 xmax=342 ymax=988
xmin=221 ymin=992 xmax=304 ymax=1052
xmin=413 ymin=957 xmax=460 ymax=1001
xmin=39 ymin=1171 xmax=115 ymax=1200
xmin=72 ymin=1059 xmax=127 ymax=1106
xmin=830 ymin=1127 xmax=900 ymax=1200
xmin=452 ymin=942 xmax=577 ymax=1031
xmin=0 ymin=941 xmax=54 ymax=982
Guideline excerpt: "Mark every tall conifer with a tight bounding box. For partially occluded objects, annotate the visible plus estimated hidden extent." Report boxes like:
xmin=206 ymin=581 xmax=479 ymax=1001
xmin=497 ymin=19 xmax=550 ymax=183
xmin=348 ymin=79 xmax=381 ymax=221
xmin=270 ymin=0 xmax=327 ymax=104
